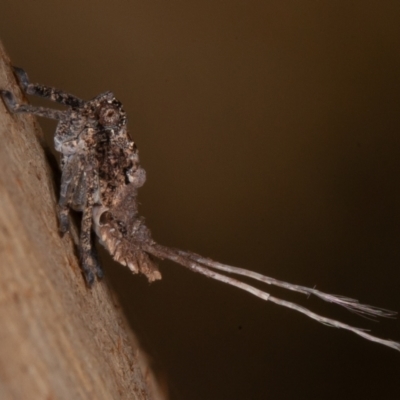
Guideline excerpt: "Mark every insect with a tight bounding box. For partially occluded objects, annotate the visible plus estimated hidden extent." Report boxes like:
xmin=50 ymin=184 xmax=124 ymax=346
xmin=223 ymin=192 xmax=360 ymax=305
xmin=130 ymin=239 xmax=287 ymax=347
xmin=1 ymin=67 xmax=399 ymax=352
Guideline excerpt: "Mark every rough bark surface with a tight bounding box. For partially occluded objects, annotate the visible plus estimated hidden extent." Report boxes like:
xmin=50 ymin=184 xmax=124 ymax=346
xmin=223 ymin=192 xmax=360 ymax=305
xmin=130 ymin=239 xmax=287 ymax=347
xmin=0 ymin=42 xmax=162 ymax=400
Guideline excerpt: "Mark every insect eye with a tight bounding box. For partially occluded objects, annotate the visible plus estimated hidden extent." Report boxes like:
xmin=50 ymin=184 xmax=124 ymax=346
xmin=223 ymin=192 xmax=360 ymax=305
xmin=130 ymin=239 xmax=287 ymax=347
xmin=99 ymin=106 xmax=120 ymax=127
xmin=99 ymin=211 xmax=112 ymax=225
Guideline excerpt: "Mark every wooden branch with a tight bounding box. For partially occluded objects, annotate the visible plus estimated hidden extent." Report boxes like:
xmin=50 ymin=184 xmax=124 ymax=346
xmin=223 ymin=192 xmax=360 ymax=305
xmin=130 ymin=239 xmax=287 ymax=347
xmin=0 ymin=42 xmax=164 ymax=400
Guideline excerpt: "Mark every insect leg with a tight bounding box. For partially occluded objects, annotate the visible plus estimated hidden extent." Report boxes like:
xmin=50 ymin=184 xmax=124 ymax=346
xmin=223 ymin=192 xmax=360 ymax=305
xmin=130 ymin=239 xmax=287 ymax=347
xmin=1 ymin=89 xmax=65 ymax=120
xmin=91 ymin=235 xmax=104 ymax=279
xmin=80 ymin=196 xmax=95 ymax=285
xmin=79 ymin=155 xmax=102 ymax=285
xmin=58 ymin=205 xmax=70 ymax=235
xmin=13 ymin=67 xmax=84 ymax=108
xmin=58 ymin=155 xmax=80 ymax=234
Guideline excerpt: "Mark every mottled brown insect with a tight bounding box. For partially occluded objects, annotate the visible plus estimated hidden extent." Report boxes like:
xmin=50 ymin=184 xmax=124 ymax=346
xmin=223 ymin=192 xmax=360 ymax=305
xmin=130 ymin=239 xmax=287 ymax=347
xmin=1 ymin=67 xmax=399 ymax=352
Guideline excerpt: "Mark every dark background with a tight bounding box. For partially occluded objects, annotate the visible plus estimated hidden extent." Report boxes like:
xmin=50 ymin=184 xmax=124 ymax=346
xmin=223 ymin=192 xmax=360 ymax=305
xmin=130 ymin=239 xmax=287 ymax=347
xmin=1 ymin=1 xmax=400 ymax=399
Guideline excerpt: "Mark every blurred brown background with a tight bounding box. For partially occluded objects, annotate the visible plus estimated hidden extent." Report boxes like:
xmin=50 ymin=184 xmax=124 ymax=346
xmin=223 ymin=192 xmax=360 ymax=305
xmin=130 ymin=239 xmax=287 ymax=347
xmin=1 ymin=1 xmax=400 ymax=399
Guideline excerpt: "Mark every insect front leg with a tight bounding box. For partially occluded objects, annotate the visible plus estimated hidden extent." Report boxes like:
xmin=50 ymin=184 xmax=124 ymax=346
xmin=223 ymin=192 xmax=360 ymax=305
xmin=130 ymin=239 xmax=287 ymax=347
xmin=13 ymin=66 xmax=84 ymax=108
xmin=78 ymin=156 xmax=104 ymax=285
xmin=58 ymin=154 xmax=82 ymax=234
xmin=79 ymin=174 xmax=95 ymax=285
xmin=80 ymin=201 xmax=95 ymax=286
xmin=72 ymin=167 xmax=104 ymax=280
xmin=0 ymin=89 xmax=66 ymax=120
xmin=90 ymin=234 xmax=104 ymax=279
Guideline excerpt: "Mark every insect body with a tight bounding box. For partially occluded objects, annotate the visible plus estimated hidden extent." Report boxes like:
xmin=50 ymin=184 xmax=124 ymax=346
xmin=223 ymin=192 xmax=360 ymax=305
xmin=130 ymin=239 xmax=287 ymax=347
xmin=2 ymin=68 xmax=160 ymax=285
xmin=1 ymin=67 xmax=399 ymax=351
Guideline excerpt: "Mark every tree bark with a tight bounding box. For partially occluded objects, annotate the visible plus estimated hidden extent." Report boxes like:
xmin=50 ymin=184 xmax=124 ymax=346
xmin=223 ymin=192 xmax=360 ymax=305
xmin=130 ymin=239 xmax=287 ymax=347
xmin=0 ymin=42 xmax=163 ymax=400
